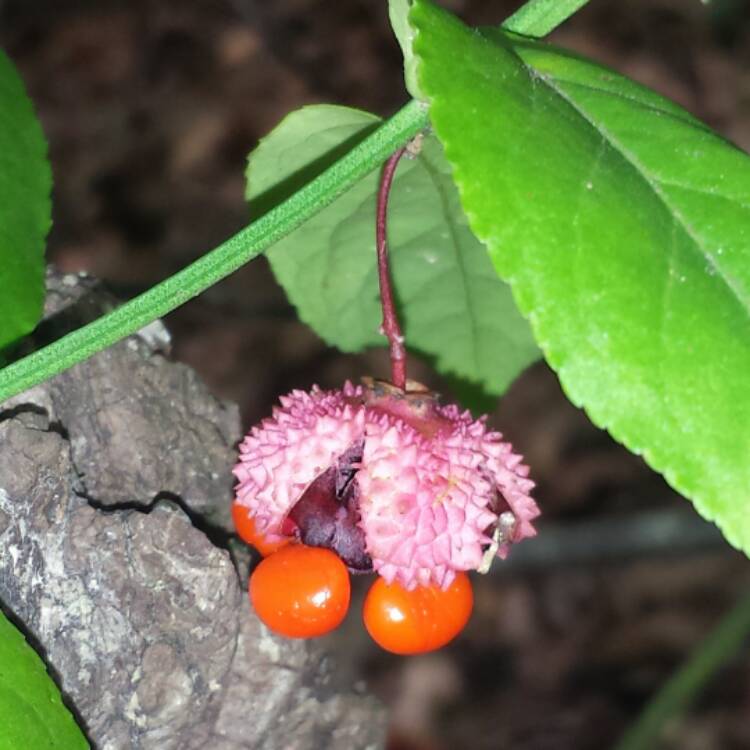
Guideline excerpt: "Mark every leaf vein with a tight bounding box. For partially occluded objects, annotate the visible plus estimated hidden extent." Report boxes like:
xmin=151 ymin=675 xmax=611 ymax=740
xmin=657 ymin=178 xmax=750 ymax=212
xmin=551 ymin=76 xmax=712 ymax=135
xmin=534 ymin=76 xmax=750 ymax=321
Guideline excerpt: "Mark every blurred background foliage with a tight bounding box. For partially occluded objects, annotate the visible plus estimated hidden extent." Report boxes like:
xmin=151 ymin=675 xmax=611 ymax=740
xmin=1 ymin=1 xmax=749 ymax=748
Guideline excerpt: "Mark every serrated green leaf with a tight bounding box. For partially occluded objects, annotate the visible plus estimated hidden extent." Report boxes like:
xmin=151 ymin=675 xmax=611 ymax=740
xmin=388 ymin=0 xmax=424 ymax=100
xmin=410 ymin=1 xmax=750 ymax=551
xmin=247 ymin=104 xmax=540 ymax=396
xmin=0 ymin=49 xmax=51 ymax=352
xmin=0 ymin=610 xmax=88 ymax=749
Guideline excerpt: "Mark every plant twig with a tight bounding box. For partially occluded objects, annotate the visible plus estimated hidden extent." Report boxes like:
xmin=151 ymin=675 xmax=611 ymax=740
xmin=494 ymin=508 xmax=726 ymax=573
xmin=0 ymin=0 xmax=591 ymax=402
xmin=376 ymin=147 xmax=408 ymax=389
xmin=0 ymin=102 xmax=429 ymax=403
xmin=503 ymin=0 xmax=592 ymax=38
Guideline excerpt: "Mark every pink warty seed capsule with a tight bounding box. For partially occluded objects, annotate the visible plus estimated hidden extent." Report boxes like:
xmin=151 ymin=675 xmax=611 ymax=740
xmin=233 ymin=378 xmax=539 ymax=590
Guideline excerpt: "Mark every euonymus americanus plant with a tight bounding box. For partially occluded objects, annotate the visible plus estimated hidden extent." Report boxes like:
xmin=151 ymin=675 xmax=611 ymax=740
xmin=0 ymin=0 xmax=749 ymax=580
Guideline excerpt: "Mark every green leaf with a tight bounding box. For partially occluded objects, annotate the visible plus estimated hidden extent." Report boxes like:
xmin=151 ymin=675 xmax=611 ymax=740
xmin=388 ymin=0 xmax=424 ymax=100
xmin=246 ymin=104 xmax=540 ymax=396
xmin=410 ymin=1 xmax=750 ymax=552
xmin=0 ymin=610 xmax=88 ymax=749
xmin=0 ymin=49 xmax=51 ymax=352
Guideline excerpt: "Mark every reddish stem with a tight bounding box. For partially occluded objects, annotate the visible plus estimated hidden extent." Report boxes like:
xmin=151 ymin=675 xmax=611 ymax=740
xmin=376 ymin=146 xmax=408 ymax=390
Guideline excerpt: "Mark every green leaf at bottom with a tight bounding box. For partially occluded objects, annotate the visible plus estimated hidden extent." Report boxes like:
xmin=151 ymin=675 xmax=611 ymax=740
xmin=410 ymin=0 xmax=750 ymax=552
xmin=0 ymin=610 xmax=88 ymax=749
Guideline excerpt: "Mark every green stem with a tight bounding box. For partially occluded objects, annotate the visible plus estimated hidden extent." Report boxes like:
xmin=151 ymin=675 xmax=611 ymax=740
xmin=0 ymin=0 xmax=590 ymax=403
xmin=613 ymin=591 xmax=750 ymax=750
xmin=503 ymin=0 xmax=592 ymax=37
xmin=0 ymin=101 xmax=428 ymax=402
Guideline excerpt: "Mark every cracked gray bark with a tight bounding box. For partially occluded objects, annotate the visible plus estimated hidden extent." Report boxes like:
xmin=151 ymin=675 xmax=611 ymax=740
xmin=6 ymin=269 xmax=240 ymax=528
xmin=0 ymin=270 xmax=386 ymax=750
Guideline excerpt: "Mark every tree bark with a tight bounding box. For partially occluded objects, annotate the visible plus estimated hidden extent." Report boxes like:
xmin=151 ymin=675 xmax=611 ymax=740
xmin=0 ymin=269 xmax=385 ymax=750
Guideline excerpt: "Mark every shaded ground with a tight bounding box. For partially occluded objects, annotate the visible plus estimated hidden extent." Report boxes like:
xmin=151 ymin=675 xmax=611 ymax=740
xmin=2 ymin=1 xmax=749 ymax=748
